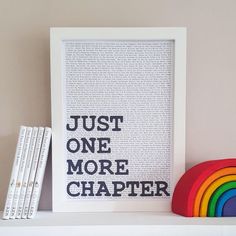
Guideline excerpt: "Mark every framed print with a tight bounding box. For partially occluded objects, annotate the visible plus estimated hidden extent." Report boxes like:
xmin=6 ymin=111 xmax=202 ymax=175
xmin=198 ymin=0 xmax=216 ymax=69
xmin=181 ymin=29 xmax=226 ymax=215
xmin=50 ymin=27 xmax=186 ymax=212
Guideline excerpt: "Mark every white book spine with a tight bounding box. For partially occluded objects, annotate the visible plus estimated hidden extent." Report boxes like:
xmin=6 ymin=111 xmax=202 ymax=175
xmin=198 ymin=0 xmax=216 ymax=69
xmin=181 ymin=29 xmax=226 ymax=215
xmin=16 ymin=127 xmax=39 ymax=219
xmin=28 ymin=127 xmax=51 ymax=219
xmin=21 ymin=127 xmax=45 ymax=219
xmin=10 ymin=127 xmax=33 ymax=219
xmin=2 ymin=126 xmax=27 ymax=220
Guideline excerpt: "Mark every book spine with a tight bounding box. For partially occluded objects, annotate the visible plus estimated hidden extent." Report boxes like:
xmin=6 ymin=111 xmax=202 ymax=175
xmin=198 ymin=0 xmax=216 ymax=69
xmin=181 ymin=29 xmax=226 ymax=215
xmin=16 ymin=127 xmax=39 ymax=219
xmin=9 ymin=127 xmax=33 ymax=219
xmin=28 ymin=127 xmax=51 ymax=219
xmin=21 ymin=127 xmax=44 ymax=219
xmin=2 ymin=126 xmax=27 ymax=220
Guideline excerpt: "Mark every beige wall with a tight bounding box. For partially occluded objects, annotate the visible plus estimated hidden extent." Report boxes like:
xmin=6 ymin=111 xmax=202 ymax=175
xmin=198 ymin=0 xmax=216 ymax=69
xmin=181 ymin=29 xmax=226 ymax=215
xmin=1 ymin=0 xmax=236 ymax=210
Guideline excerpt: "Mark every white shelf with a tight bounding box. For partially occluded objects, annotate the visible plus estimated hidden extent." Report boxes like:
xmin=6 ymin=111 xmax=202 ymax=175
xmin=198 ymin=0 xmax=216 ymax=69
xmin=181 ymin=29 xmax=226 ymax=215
xmin=0 ymin=211 xmax=235 ymax=236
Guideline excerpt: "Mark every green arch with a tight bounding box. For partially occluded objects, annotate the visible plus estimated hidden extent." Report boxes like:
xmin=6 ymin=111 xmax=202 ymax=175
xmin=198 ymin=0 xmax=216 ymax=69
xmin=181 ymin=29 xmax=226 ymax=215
xmin=208 ymin=181 xmax=236 ymax=217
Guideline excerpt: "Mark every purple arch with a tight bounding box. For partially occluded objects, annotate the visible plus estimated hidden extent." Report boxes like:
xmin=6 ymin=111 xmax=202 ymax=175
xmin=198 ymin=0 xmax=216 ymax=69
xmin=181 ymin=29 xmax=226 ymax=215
xmin=222 ymin=196 xmax=236 ymax=217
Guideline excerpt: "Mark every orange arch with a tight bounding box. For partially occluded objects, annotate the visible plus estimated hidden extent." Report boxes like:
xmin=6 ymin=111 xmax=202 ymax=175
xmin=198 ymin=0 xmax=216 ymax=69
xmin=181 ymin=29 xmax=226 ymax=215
xmin=200 ymin=175 xmax=236 ymax=216
xmin=193 ymin=167 xmax=236 ymax=216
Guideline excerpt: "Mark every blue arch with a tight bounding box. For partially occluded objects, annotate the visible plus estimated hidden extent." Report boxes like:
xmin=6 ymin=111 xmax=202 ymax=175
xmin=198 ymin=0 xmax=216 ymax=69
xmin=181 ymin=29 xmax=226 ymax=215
xmin=222 ymin=196 xmax=236 ymax=216
xmin=215 ymin=189 xmax=236 ymax=217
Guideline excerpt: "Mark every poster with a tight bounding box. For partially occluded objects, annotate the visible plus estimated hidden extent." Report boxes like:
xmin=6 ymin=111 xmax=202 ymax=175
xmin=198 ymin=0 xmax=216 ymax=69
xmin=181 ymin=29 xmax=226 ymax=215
xmin=51 ymin=28 xmax=186 ymax=212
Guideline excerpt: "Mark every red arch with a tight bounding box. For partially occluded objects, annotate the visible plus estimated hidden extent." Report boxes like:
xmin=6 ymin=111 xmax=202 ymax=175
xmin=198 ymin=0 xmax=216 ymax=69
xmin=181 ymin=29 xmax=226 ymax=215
xmin=172 ymin=158 xmax=236 ymax=217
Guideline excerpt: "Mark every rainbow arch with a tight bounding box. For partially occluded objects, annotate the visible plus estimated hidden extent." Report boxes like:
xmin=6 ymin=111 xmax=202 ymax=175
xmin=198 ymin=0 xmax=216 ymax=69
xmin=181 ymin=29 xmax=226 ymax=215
xmin=172 ymin=158 xmax=236 ymax=217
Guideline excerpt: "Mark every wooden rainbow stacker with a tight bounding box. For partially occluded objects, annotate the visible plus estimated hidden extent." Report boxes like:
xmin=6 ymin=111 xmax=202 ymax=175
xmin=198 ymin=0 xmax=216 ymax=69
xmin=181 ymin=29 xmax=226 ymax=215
xmin=172 ymin=158 xmax=236 ymax=217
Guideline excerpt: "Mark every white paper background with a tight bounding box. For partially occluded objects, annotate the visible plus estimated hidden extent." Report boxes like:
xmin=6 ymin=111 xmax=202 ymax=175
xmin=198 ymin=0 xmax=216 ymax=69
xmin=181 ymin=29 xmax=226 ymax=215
xmin=62 ymin=40 xmax=174 ymax=200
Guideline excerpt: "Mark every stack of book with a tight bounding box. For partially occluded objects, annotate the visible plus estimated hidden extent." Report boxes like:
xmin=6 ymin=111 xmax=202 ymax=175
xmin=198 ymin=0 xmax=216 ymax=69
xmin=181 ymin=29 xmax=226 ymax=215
xmin=2 ymin=126 xmax=52 ymax=220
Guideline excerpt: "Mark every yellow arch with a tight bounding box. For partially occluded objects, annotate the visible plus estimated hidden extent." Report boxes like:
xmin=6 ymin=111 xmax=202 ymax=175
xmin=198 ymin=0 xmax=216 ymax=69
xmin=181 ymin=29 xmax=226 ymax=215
xmin=199 ymin=175 xmax=236 ymax=216
xmin=193 ymin=167 xmax=236 ymax=216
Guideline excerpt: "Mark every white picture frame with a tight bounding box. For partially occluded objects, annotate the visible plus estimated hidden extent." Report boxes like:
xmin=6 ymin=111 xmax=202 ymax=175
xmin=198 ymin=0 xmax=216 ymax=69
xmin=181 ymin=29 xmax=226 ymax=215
xmin=50 ymin=27 xmax=186 ymax=212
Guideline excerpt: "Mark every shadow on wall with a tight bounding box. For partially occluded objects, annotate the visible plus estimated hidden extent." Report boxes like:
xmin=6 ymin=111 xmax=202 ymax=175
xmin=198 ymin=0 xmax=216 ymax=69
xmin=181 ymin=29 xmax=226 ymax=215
xmin=38 ymin=149 xmax=52 ymax=210
xmin=0 ymin=133 xmax=18 ymax=210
